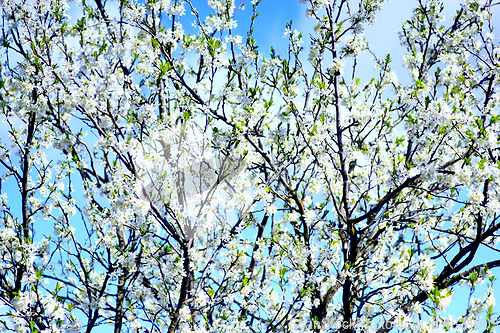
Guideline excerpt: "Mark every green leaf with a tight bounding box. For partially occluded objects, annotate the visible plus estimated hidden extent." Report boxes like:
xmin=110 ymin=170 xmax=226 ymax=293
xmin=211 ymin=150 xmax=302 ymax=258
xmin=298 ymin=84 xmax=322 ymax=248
xmin=279 ymin=267 xmax=288 ymax=279
xmin=424 ymin=96 xmax=430 ymax=108
xmin=478 ymin=157 xmax=487 ymax=170
xmin=470 ymin=272 xmax=478 ymax=283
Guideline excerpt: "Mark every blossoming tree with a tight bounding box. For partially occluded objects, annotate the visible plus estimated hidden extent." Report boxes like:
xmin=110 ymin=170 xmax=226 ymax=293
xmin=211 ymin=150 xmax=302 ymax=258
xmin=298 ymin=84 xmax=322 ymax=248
xmin=1 ymin=0 xmax=500 ymax=332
